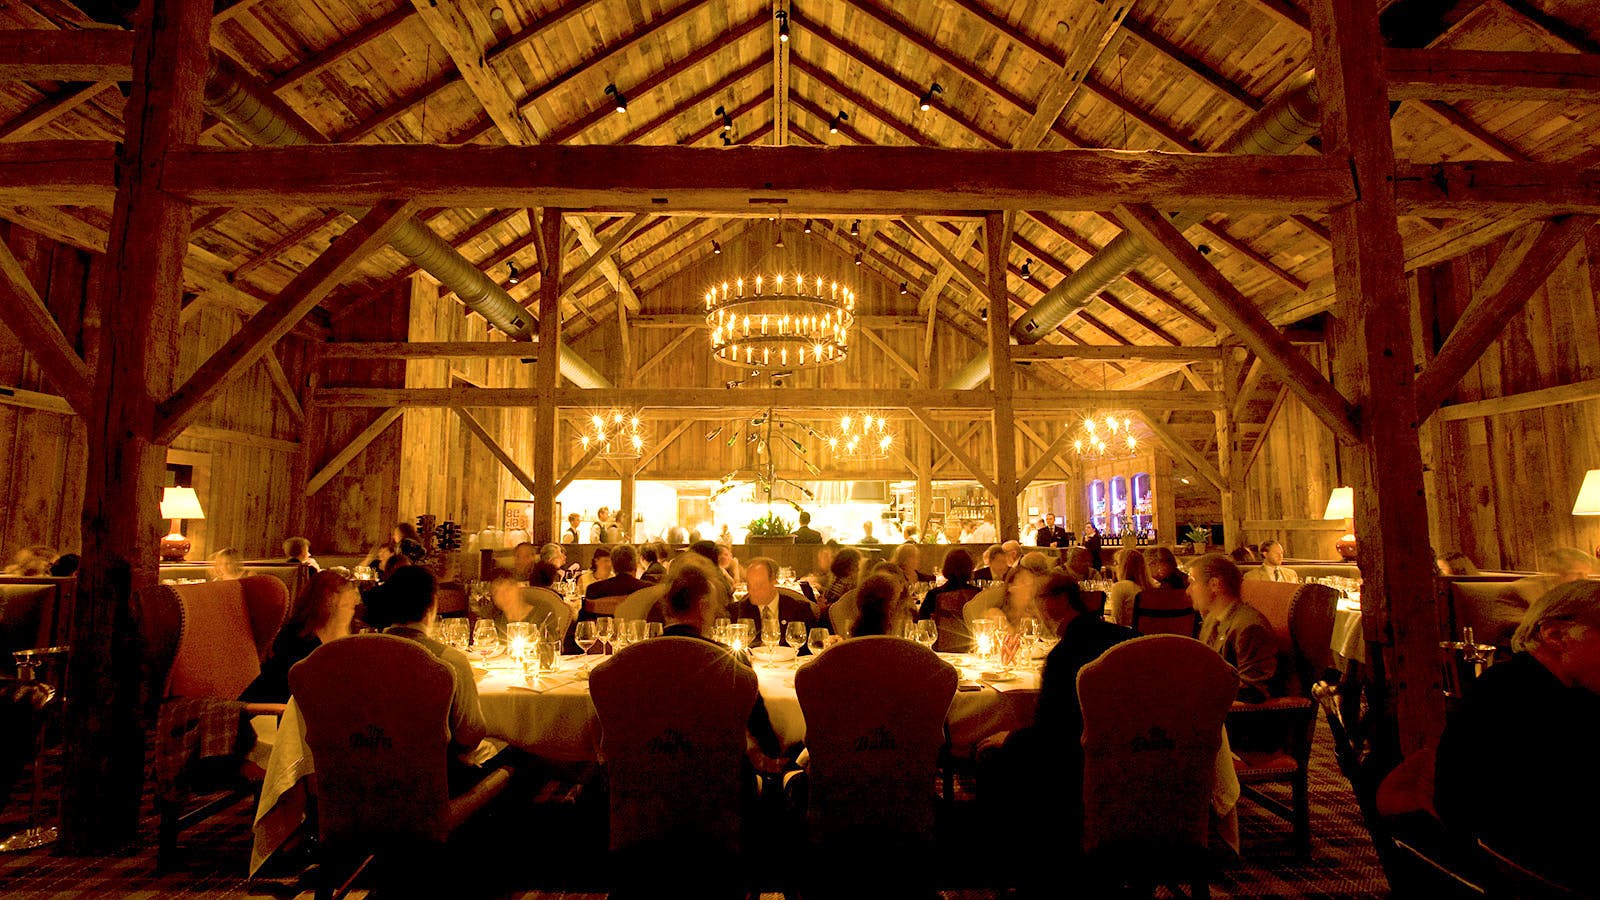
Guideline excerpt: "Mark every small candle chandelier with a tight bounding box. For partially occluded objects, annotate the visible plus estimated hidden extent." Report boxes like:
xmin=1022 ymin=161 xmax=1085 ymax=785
xmin=826 ymin=412 xmax=896 ymax=462
xmin=578 ymin=410 xmax=645 ymax=460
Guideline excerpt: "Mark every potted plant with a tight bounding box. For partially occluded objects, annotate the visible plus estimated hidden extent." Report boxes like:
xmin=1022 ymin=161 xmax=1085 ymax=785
xmin=1183 ymin=524 xmax=1211 ymax=557
xmin=747 ymin=511 xmax=796 ymax=544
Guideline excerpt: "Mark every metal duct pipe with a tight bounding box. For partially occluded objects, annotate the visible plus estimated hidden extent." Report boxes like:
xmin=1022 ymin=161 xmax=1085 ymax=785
xmin=944 ymin=71 xmax=1322 ymax=389
xmin=202 ymin=55 xmax=613 ymax=389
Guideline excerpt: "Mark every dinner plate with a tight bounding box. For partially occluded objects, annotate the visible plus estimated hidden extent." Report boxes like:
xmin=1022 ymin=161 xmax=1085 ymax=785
xmin=980 ymin=670 xmax=1018 ymax=683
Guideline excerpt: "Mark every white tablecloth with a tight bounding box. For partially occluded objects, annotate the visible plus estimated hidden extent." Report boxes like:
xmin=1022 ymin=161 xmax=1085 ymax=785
xmin=1332 ymin=599 xmax=1365 ymax=666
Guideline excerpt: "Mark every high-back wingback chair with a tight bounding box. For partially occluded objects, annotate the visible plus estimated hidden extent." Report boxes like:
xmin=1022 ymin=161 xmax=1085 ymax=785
xmin=1079 ymin=634 xmax=1238 ymax=896
xmin=289 ymin=634 xmax=512 ymax=899
xmin=139 ymin=575 xmax=290 ymax=864
xmin=1132 ymin=587 xmax=1200 ymax=638
xmin=1230 ymin=580 xmax=1338 ymax=852
xmin=827 ymin=590 xmax=860 ymax=636
xmin=794 ymin=637 xmax=957 ymax=846
xmin=519 ymin=587 xmax=573 ymax=640
xmin=613 ymin=585 xmax=665 ymax=624
xmin=590 ymin=636 xmax=758 ymax=882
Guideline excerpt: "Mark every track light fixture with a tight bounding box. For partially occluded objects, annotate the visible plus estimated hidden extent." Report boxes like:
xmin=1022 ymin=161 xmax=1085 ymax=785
xmin=604 ymin=83 xmax=626 ymax=114
xmin=721 ymin=133 xmax=733 ymax=146
xmin=712 ymin=240 xmax=722 ymax=255
xmin=506 ymin=262 xmax=520 ymax=285
xmin=850 ymin=219 xmax=860 ymax=237
xmin=854 ymin=253 xmax=863 ymax=266
xmin=829 ymin=109 xmax=848 ymax=133
xmin=918 ymin=82 xmax=944 ymax=112
xmin=773 ymin=225 xmax=784 ymax=249
xmin=775 ymin=9 xmax=789 ymax=42
xmin=900 ymin=281 xmax=908 ymax=294
xmin=803 ymin=219 xmax=812 ymax=234
xmin=715 ymin=104 xmax=733 ymax=131
xmin=1020 ymin=258 xmax=1032 ymax=280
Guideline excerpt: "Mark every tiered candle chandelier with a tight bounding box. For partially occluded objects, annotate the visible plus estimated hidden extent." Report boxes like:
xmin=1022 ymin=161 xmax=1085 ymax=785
xmin=826 ymin=412 xmax=896 ymax=462
xmin=704 ymin=275 xmax=856 ymax=371
xmin=578 ymin=410 xmax=645 ymax=460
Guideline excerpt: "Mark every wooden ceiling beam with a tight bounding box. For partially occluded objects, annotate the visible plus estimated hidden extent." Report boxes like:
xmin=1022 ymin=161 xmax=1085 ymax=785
xmin=1414 ymin=214 xmax=1597 ymax=417
xmin=0 ymin=81 xmax=117 ymax=142
xmin=1137 ymin=412 xmax=1225 ymax=490
xmin=322 ymin=341 xmax=536 ymax=360
xmin=231 ymin=210 xmax=347 ymax=284
xmin=1114 ymin=202 xmax=1360 ymax=445
xmin=156 ymin=200 xmax=417 ymax=445
xmin=1011 ymin=0 xmax=1133 ymax=151
xmin=1013 ymin=344 xmax=1221 ymax=362
xmin=0 ymin=30 xmax=133 ymax=82
xmin=1022 ymin=212 xmax=1216 ymax=332
xmin=1385 ymin=48 xmax=1600 ymax=101
xmin=1408 ymin=99 xmax=1526 ymax=162
xmin=1118 ymin=16 xmax=1262 ymax=112
xmin=0 ymin=232 xmax=92 ymax=415
xmin=1191 ymin=219 xmax=1309 ymax=292
xmin=790 ymin=56 xmax=932 ymax=148
xmin=911 ymin=408 xmax=999 ymax=495
xmin=305 ymin=408 xmax=403 ymax=496
xmin=454 ymin=406 xmax=538 ymax=495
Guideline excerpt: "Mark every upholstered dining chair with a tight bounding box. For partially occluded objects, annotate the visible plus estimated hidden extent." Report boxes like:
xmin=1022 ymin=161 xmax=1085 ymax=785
xmin=613 ymin=585 xmax=665 ymax=623
xmin=139 ymin=575 xmax=289 ymax=865
xmin=518 ymin=586 xmax=573 ymax=640
xmin=793 ymin=636 xmax=957 ymax=884
xmin=1079 ymin=634 xmax=1238 ymax=899
xmin=289 ymin=634 xmax=513 ymax=900
xmin=590 ymin=636 xmax=758 ymax=898
xmin=1131 ymin=587 xmax=1200 ymax=637
xmin=927 ymin=586 xmax=977 ymax=652
xmin=827 ymin=589 xmax=860 ymax=636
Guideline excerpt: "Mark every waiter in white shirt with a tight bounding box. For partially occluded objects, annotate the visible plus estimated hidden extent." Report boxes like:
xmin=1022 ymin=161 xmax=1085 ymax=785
xmin=1244 ymin=539 xmax=1301 ymax=583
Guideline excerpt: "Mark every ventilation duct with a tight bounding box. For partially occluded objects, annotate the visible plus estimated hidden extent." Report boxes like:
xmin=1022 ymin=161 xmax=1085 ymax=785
xmin=202 ymin=54 xmax=612 ymax=389
xmin=944 ymin=71 xmax=1321 ymax=389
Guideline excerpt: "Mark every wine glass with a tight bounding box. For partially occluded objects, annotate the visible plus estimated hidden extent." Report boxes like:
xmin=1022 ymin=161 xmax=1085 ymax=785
xmin=440 ymin=618 xmax=469 ymax=651
xmin=807 ymin=627 xmax=829 ymax=656
xmin=574 ymin=621 xmax=598 ymax=656
xmin=645 ymin=622 xmax=664 ymax=639
xmin=761 ymin=616 xmax=781 ymax=648
xmin=785 ymin=620 xmax=808 ymax=648
xmin=595 ymin=616 xmax=615 ymax=654
xmin=472 ymin=620 xmax=501 ymax=657
xmin=914 ymin=620 xmax=938 ymax=649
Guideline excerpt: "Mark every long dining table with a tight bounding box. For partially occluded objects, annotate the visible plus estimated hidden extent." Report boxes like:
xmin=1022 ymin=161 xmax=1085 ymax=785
xmin=250 ymin=646 xmax=1239 ymax=875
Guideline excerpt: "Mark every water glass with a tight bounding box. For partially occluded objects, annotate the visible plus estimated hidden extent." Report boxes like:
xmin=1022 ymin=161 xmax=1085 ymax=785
xmin=727 ymin=622 xmax=753 ymax=651
xmin=807 ymin=627 xmax=830 ymax=655
xmin=914 ymin=620 xmax=938 ymax=649
xmin=785 ymin=620 xmax=808 ymax=648
xmin=595 ymin=616 xmax=615 ymax=654
xmin=472 ymin=620 xmax=501 ymax=656
xmin=440 ymin=618 xmax=470 ymax=651
xmin=645 ymin=622 xmax=664 ymax=639
xmin=761 ymin=616 xmax=781 ymax=648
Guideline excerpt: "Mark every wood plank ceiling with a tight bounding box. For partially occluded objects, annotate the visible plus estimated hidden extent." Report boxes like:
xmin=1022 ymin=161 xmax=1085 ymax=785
xmin=2 ymin=0 xmax=1599 ymax=455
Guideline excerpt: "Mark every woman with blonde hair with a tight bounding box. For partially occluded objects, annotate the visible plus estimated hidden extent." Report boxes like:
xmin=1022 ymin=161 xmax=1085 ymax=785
xmin=209 ymin=548 xmax=247 ymax=581
xmin=1106 ymin=547 xmax=1154 ymax=627
xmin=239 ymin=570 xmax=360 ymax=703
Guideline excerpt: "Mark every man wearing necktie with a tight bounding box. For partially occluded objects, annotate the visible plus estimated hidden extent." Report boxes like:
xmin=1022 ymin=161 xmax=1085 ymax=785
xmin=727 ymin=556 xmax=816 ymax=646
xmin=1244 ymin=539 xmax=1301 ymax=585
xmin=1190 ymin=554 xmax=1281 ymax=704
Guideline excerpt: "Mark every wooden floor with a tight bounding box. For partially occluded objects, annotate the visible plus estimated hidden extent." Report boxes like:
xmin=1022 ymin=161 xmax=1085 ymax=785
xmin=0 ymin=720 xmax=1387 ymax=898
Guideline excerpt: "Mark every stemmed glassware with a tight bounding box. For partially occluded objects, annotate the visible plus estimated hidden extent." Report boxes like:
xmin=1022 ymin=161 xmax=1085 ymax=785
xmin=785 ymin=620 xmax=808 ymax=649
xmin=645 ymin=621 xmax=664 ymax=639
xmin=440 ymin=618 xmax=470 ymax=651
xmin=807 ymin=627 xmax=829 ymax=656
xmin=913 ymin=620 xmax=938 ymax=649
xmin=471 ymin=620 xmax=501 ymax=657
xmin=574 ymin=621 xmax=598 ymax=656
xmin=595 ymin=616 xmax=615 ymax=654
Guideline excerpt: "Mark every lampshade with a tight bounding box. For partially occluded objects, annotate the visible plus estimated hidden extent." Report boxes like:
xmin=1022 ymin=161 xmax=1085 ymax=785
xmin=1323 ymin=486 xmax=1354 ymax=520
xmin=160 ymin=486 xmax=205 ymax=521
xmin=1575 ymin=470 xmax=1600 ymax=515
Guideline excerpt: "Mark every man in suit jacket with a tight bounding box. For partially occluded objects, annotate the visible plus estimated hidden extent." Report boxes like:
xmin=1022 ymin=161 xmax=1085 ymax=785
xmin=584 ymin=544 xmax=650 ymax=609
xmin=1189 ymin=553 xmax=1281 ymax=704
xmin=726 ymin=557 xmax=814 ymax=645
xmin=793 ymin=510 xmax=823 ymax=544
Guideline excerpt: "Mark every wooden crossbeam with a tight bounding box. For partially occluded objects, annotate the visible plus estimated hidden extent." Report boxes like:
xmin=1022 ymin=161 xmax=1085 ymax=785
xmin=321 ymin=341 xmax=536 ymax=360
xmin=635 ymin=329 xmax=696 ymax=383
xmin=1413 ymin=214 xmax=1597 ymax=417
xmin=305 ymin=408 xmax=404 ymax=496
xmin=1113 ymin=202 xmax=1361 ymax=445
xmin=1018 ymin=426 xmax=1079 ymax=488
xmin=0 ymin=233 xmax=92 ymax=415
xmin=154 ymin=200 xmax=417 ymax=444
xmin=910 ymin=407 xmax=999 ymax=495
xmin=1011 ymin=0 xmax=1132 ymax=150
xmin=636 ymin=418 xmax=695 ymax=472
xmin=554 ymin=439 xmax=606 ymax=496
xmin=310 ymin=386 xmax=1226 ymax=411
xmin=1010 ymin=344 xmax=1222 ymax=362
xmin=858 ymin=326 xmax=920 ymax=380
xmin=560 ymin=212 xmax=650 ymax=296
xmin=453 ymin=406 xmax=537 ymax=495
xmin=0 ymin=82 xmax=116 ymax=142
xmin=0 ymin=30 xmax=134 ymax=82
xmin=1232 ymin=355 xmax=1265 ymax=418
xmin=1137 ymin=412 xmax=1225 ymax=491
xmin=1241 ymin=385 xmax=1289 ymax=479
xmin=1435 ymin=376 xmax=1600 ymax=421
xmin=933 ymin=421 xmax=985 ymax=474
xmin=1385 ymin=48 xmax=1600 ymax=102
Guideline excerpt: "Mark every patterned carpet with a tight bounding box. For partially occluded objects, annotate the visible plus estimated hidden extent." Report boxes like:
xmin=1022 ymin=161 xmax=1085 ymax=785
xmin=0 ymin=719 xmax=1389 ymax=898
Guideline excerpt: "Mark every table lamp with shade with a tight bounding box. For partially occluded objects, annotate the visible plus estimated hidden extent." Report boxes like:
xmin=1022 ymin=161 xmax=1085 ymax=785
xmin=1323 ymin=486 xmax=1357 ymax=562
xmin=159 ymin=486 xmax=204 ymax=562
xmin=1576 ymin=470 xmax=1600 ymax=557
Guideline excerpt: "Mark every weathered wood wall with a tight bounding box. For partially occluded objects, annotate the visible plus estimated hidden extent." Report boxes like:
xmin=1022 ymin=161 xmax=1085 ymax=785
xmin=1240 ymin=345 xmax=1345 ymax=560
xmin=1420 ymin=229 xmax=1600 ymax=572
xmin=0 ymin=222 xmax=304 ymax=561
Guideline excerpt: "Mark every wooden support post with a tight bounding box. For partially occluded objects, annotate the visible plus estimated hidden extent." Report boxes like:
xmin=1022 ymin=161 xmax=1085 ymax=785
xmin=532 ymin=209 xmax=564 ymax=544
xmin=1217 ymin=350 xmax=1243 ymax=550
xmin=63 ymin=0 xmax=211 ymax=853
xmin=617 ymin=299 xmax=635 ymax=540
xmin=287 ymin=342 xmax=321 ymax=534
xmin=1311 ymin=0 xmax=1444 ymax=756
xmin=986 ymin=213 xmax=1019 ymax=541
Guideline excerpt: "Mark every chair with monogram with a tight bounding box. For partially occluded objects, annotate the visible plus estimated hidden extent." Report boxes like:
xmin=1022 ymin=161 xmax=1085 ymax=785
xmin=590 ymin=637 xmax=759 ymax=898
xmin=139 ymin=575 xmax=290 ymax=865
xmin=1078 ymin=634 xmax=1238 ymax=897
xmin=289 ymin=634 xmax=513 ymax=900
xmin=792 ymin=637 xmax=957 ymax=892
